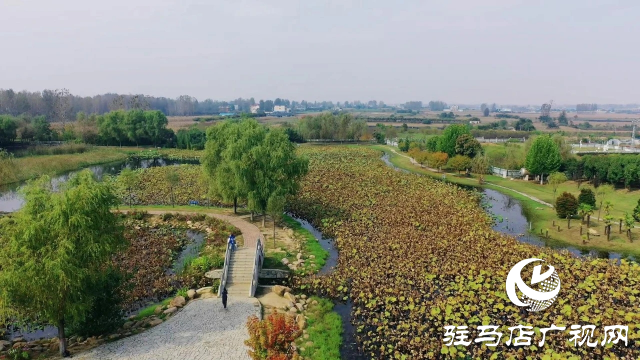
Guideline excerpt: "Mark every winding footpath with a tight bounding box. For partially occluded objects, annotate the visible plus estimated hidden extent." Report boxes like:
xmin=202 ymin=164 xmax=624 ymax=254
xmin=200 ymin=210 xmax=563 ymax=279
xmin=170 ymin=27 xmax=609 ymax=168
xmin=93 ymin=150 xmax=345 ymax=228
xmin=76 ymin=211 xmax=264 ymax=360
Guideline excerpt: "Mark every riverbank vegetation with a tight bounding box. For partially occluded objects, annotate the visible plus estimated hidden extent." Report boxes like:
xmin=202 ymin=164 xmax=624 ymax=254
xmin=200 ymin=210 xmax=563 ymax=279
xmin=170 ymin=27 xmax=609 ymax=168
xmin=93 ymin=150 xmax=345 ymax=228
xmin=289 ymin=146 xmax=639 ymax=359
xmin=0 ymin=147 xmax=130 ymax=186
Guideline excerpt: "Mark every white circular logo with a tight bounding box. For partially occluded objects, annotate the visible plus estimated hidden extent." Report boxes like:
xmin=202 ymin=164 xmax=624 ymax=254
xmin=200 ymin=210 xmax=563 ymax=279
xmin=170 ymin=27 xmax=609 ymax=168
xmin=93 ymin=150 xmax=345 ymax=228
xmin=506 ymin=258 xmax=561 ymax=312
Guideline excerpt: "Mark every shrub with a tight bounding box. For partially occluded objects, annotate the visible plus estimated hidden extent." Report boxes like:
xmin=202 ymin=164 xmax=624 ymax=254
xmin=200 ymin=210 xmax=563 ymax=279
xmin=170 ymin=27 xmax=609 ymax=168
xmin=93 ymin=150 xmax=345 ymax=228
xmin=577 ymin=188 xmax=596 ymax=207
xmin=245 ymin=313 xmax=302 ymax=360
xmin=634 ymin=198 xmax=640 ymax=222
xmin=556 ymin=192 xmax=578 ymax=218
xmin=192 ymin=213 xmax=207 ymax=222
xmin=129 ymin=210 xmax=148 ymax=220
xmin=177 ymin=287 xmax=189 ymax=298
xmin=161 ymin=213 xmax=174 ymax=221
xmin=447 ymin=155 xmax=472 ymax=174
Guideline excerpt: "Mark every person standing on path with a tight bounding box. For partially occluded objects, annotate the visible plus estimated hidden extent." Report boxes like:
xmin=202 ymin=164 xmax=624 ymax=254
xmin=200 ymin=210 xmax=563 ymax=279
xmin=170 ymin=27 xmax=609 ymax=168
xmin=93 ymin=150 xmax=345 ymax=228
xmin=221 ymin=287 xmax=228 ymax=309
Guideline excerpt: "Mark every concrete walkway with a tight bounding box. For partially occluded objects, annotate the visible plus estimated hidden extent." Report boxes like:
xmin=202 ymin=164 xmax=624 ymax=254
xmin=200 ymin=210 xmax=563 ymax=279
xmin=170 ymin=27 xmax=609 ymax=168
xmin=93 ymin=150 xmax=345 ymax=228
xmin=75 ymin=297 xmax=260 ymax=360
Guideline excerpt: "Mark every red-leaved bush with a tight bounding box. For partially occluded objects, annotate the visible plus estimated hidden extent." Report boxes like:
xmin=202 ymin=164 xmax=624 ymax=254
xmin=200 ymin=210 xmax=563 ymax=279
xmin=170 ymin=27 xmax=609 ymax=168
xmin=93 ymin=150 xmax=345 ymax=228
xmin=245 ymin=314 xmax=302 ymax=360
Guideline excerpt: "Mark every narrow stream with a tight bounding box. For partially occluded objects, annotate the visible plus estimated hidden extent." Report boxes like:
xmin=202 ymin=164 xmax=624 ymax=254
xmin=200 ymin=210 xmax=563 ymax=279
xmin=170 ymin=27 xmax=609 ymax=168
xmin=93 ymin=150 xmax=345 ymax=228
xmin=0 ymin=158 xmax=197 ymax=213
xmin=287 ymin=216 xmax=366 ymax=360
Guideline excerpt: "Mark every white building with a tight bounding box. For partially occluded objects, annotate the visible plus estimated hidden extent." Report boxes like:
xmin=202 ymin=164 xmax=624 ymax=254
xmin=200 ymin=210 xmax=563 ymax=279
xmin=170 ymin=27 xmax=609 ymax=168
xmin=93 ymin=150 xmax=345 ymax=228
xmin=274 ymin=105 xmax=287 ymax=112
xmin=250 ymin=104 xmax=260 ymax=114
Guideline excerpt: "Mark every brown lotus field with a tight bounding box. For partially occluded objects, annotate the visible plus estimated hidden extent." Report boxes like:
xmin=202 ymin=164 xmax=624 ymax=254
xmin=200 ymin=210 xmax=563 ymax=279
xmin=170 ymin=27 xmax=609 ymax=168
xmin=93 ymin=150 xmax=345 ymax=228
xmin=289 ymin=146 xmax=639 ymax=359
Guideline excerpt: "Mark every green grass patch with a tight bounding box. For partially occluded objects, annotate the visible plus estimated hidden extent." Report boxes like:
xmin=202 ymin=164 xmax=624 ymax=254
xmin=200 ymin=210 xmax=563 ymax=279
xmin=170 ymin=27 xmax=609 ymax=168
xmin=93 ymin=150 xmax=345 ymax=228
xmin=283 ymin=214 xmax=329 ymax=274
xmin=135 ymin=298 xmax=172 ymax=320
xmin=0 ymin=146 xmax=132 ymax=186
xmin=299 ymin=297 xmax=342 ymax=360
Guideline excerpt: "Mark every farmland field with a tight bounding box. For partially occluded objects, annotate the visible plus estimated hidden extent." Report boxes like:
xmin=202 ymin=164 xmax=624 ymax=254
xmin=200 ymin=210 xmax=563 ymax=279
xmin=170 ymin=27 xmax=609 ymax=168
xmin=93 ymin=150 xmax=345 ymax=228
xmin=289 ymin=146 xmax=639 ymax=359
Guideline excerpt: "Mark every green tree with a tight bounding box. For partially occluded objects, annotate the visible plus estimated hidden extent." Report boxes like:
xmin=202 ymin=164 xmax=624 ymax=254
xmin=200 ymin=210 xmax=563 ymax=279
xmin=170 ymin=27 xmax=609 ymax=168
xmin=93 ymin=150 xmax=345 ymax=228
xmin=525 ymin=135 xmax=562 ymax=184
xmin=578 ymin=203 xmax=593 ymax=225
xmin=596 ymin=184 xmax=614 ymax=220
xmin=245 ymin=128 xmax=308 ymax=226
xmin=119 ymin=168 xmax=139 ymax=208
xmin=471 ymin=155 xmax=491 ymax=174
xmin=483 ymin=107 xmax=490 ymax=117
xmin=548 ymin=172 xmax=568 ymax=199
xmin=438 ymin=124 xmax=470 ymax=157
xmin=454 ymin=134 xmax=483 ymax=158
xmin=202 ymin=120 xmax=254 ymax=213
xmin=166 ymin=167 xmax=180 ymax=208
xmin=558 ymin=110 xmax=568 ymax=125
xmin=633 ymin=198 xmax=640 ymax=223
xmin=266 ymin=193 xmax=286 ymax=246
xmin=447 ymin=155 xmax=472 ymax=174
xmin=555 ymin=192 xmax=578 ymax=219
xmin=425 ymin=136 xmax=440 ymax=152
xmin=0 ymin=171 xmax=125 ymax=357
xmin=577 ymin=188 xmax=596 ymax=207
xmin=624 ymin=212 xmax=634 ymax=241
xmin=401 ymin=123 xmax=408 ymax=132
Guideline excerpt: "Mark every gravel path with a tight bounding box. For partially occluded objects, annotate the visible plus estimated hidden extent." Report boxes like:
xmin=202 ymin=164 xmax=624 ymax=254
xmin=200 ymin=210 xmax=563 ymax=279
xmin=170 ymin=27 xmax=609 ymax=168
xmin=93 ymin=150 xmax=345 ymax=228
xmin=75 ymin=297 xmax=259 ymax=360
xmin=143 ymin=210 xmax=264 ymax=249
xmin=74 ymin=210 xmax=264 ymax=360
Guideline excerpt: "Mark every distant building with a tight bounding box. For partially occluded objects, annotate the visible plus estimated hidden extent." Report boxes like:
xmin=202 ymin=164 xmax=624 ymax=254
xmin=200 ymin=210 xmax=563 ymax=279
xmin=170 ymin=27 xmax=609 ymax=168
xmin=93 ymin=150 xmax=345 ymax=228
xmin=250 ymin=104 xmax=260 ymax=114
xmin=219 ymin=106 xmax=231 ymax=112
xmin=470 ymin=119 xmax=481 ymax=124
xmin=450 ymin=105 xmax=459 ymax=112
xmin=274 ymin=105 xmax=287 ymax=112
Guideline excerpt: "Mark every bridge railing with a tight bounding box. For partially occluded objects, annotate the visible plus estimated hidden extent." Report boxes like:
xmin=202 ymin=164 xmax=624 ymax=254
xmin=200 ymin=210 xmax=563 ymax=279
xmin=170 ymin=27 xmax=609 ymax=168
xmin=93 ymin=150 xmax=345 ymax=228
xmin=217 ymin=242 xmax=232 ymax=297
xmin=249 ymin=238 xmax=264 ymax=297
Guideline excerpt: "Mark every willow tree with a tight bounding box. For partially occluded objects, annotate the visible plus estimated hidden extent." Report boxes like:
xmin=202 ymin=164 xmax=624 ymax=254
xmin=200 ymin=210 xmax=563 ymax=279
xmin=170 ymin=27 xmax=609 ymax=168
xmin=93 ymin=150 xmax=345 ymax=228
xmin=203 ymin=119 xmax=308 ymax=220
xmin=202 ymin=120 xmax=260 ymax=213
xmin=0 ymin=171 xmax=125 ymax=357
xmin=245 ymin=128 xmax=308 ymax=227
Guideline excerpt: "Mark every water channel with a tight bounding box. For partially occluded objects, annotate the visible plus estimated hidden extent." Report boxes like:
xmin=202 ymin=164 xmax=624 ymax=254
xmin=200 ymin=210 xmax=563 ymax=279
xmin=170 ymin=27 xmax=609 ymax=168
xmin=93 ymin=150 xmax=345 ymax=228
xmin=0 ymin=158 xmax=197 ymax=213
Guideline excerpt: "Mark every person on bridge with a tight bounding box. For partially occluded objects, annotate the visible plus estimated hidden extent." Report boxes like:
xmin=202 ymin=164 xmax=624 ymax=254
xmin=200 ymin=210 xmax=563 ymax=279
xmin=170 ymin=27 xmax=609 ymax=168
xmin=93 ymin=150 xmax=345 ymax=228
xmin=228 ymin=234 xmax=236 ymax=251
xmin=221 ymin=287 xmax=228 ymax=309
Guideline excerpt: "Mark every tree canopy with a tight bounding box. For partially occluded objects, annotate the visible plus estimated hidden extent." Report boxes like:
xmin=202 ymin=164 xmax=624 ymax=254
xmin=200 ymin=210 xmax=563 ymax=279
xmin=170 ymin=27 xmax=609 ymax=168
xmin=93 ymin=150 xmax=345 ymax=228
xmin=525 ymin=135 xmax=561 ymax=183
xmin=438 ymin=124 xmax=471 ymax=157
xmin=454 ymin=134 xmax=483 ymax=158
xmin=0 ymin=171 xmax=125 ymax=356
xmin=202 ymin=119 xmax=308 ymax=216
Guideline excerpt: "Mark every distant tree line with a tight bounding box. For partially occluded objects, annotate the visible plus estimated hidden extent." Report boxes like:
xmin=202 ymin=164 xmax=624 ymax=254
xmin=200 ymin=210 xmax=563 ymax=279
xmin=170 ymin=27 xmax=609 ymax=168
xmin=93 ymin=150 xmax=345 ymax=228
xmin=296 ymin=113 xmax=368 ymax=141
xmin=564 ymin=154 xmax=640 ymax=189
xmin=0 ymin=88 xmax=347 ymax=120
xmin=0 ymin=110 xmax=175 ymax=147
xmin=576 ymin=104 xmax=598 ymax=112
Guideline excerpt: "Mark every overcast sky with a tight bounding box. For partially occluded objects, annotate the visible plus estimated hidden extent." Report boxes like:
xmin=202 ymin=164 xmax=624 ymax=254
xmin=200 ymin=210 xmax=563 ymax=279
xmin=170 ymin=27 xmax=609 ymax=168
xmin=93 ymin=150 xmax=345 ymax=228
xmin=2 ymin=0 xmax=639 ymax=105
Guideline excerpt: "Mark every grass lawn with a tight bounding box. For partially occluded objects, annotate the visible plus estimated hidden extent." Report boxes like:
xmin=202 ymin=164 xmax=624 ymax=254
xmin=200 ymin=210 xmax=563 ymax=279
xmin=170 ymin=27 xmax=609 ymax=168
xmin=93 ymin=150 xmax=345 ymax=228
xmin=297 ymin=296 xmax=342 ymax=360
xmin=371 ymin=144 xmax=640 ymax=259
xmin=1 ymin=146 xmax=131 ymax=186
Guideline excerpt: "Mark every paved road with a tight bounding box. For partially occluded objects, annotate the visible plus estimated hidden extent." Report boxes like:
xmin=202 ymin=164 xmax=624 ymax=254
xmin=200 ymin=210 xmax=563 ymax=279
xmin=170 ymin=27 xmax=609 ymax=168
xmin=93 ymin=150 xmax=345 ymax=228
xmin=75 ymin=297 xmax=259 ymax=360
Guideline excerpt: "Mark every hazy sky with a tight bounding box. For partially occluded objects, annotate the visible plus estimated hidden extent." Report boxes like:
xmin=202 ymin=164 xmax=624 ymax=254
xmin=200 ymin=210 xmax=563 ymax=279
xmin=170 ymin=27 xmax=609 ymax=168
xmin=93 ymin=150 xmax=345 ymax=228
xmin=2 ymin=0 xmax=639 ymax=105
